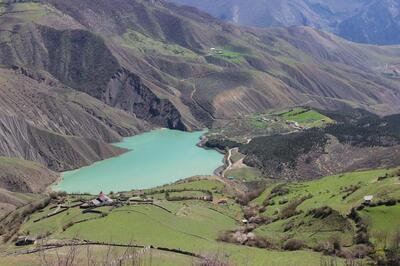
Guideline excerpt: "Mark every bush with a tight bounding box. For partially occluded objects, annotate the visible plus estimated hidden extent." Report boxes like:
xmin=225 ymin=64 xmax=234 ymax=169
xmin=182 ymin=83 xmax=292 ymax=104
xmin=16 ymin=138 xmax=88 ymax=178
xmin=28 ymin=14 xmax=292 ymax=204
xmin=313 ymin=242 xmax=329 ymax=253
xmin=278 ymin=199 xmax=288 ymax=205
xmin=246 ymin=236 xmax=274 ymax=249
xmin=49 ymin=191 xmax=67 ymax=199
xmin=391 ymin=169 xmax=400 ymax=177
xmin=279 ymin=196 xmax=308 ymax=219
xmin=271 ymin=185 xmax=290 ymax=197
xmin=282 ymin=239 xmax=305 ymax=251
xmin=62 ymin=222 xmax=74 ymax=231
xmin=354 ymin=231 xmax=369 ymax=245
xmin=329 ymin=235 xmax=342 ymax=251
xmin=350 ymin=244 xmax=371 ymax=258
xmin=385 ymin=199 xmax=397 ymax=206
xmin=243 ymin=205 xmax=258 ymax=219
xmin=217 ymin=231 xmax=237 ymax=244
xmin=308 ymin=206 xmax=333 ymax=219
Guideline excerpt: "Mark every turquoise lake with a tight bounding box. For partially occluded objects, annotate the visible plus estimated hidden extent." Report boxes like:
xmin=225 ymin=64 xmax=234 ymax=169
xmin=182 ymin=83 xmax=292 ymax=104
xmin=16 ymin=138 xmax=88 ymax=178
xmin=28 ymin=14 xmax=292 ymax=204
xmin=55 ymin=129 xmax=224 ymax=194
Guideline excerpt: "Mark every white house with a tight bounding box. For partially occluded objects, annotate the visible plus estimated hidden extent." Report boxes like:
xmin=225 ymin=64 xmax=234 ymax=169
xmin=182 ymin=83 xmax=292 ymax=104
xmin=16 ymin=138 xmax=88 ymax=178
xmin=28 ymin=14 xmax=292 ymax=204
xmin=364 ymin=195 xmax=373 ymax=204
xmin=81 ymin=192 xmax=114 ymax=208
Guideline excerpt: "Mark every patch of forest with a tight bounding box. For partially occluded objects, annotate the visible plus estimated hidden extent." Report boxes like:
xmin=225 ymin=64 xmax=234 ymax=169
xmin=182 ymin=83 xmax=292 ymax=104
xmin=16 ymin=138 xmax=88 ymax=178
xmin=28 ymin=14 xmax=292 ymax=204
xmin=206 ymin=109 xmax=400 ymax=173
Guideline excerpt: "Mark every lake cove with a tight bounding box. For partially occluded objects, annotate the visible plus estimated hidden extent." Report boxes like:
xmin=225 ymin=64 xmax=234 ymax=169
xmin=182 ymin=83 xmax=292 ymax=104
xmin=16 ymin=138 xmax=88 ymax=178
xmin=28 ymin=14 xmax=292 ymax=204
xmin=54 ymin=129 xmax=224 ymax=194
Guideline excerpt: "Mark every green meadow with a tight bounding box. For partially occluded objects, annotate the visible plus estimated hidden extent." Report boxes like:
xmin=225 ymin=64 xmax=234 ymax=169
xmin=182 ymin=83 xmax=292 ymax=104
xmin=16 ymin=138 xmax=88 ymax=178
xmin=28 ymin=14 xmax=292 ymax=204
xmin=9 ymin=169 xmax=400 ymax=265
xmin=278 ymin=107 xmax=334 ymax=127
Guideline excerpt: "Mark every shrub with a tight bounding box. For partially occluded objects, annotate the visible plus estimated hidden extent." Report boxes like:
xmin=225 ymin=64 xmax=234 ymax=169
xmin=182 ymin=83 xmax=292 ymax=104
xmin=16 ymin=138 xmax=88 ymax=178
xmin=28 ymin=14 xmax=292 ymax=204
xmin=329 ymin=235 xmax=342 ymax=251
xmin=62 ymin=222 xmax=74 ymax=231
xmin=385 ymin=199 xmax=397 ymax=206
xmin=378 ymin=173 xmax=390 ymax=181
xmin=49 ymin=191 xmax=67 ymax=199
xmin=271 ymin=185 xmax=290 ymax=196
xmin=217 ymin=231 xmax=237 ymax=244
xmin=283 ymin=222 xmax=294 ymax=232
xmin=243 ymin=205 xmax=258 ymax=219
xmin=279 ymin=196 xmax=308 ymax=219
xmin=279 ymin=199 xmax=288 ymax=205
xmin=390 ymin=169 xmax=400 ymax=177
xmin=354 ymin=231 xmax=369 ymax=245
xmin=235 ymin=187 xmax=265 ymax=206
xmin=350 ymin=244 xmax=371 ymax=258
xmin=246 ymin=236 xmax=274 ymax=249
xmin=308 ymin=206 xmax=333 ymax=219
xmin=283 ymin=239 xmax=305 ymax=251
xmin=313 ymin=242 xmax=329 ymax=253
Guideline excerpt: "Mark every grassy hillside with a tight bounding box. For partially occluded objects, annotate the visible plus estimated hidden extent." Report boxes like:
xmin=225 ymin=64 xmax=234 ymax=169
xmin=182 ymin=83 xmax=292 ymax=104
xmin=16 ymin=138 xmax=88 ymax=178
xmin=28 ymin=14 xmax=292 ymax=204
xmin=4 ymin=178 xmax=330 ymax=266
xmin=1 ymin=167 xmax=397 ymax=265
xmin=277 ymin=107 xmax=334 ymax=128
xmin=208 ymin=110 xmax=400 ymax=180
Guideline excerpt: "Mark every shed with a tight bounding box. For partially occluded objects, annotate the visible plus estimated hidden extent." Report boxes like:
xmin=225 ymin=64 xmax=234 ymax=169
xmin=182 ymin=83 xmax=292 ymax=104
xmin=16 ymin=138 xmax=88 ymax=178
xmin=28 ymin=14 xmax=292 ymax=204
xmin=364 ymin=195 xmax=374 ymax=203
xmin=15 ymin=236 xmax=35 ymax=246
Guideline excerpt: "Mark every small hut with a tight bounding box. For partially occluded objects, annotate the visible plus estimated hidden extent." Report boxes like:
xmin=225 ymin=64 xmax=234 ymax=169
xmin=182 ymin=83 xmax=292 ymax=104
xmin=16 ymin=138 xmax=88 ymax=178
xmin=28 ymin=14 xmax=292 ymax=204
xmin=15 ymin=236 xmax=35 ymax=246
xmin=363 ymin=195 xmax=374 ymax=204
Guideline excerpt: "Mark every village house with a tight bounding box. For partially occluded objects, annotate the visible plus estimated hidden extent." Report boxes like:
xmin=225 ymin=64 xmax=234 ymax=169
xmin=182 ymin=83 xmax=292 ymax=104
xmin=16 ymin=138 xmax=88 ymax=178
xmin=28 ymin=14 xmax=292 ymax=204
xmin=81 ymin=192 xmax=114 ymax=208
xmin=15 ymin=236 xmax=35 ymax=246
xmin=363 ymin=195 xmax=374 ymax=204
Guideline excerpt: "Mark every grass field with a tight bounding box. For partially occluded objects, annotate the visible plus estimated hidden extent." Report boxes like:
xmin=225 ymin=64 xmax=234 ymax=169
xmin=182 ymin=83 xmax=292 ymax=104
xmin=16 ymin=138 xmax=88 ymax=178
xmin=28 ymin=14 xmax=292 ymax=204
xmin=361 ymin=204 xmax=400 ymax=247
xmin=260 ymin=168 xmax=400 ymax=216
xmin=0 ymin=245 xmax=195 ymax=266
xmin=210 ymin=48 xmax=244 ymax=63
xmin=120 ymin=30 xmax=199 ymax=60
xmin=278 ymin=107 xmax=334 ymax=127
xmin=250 ymin=168 xmax=400 ymax=250
xmin=226 ymin=167 xmax=264 ymax=182
xmin=16 ymin=197 xmax=332 ymax=265
xmin=7 ymin=169 xmax=400 ymax=265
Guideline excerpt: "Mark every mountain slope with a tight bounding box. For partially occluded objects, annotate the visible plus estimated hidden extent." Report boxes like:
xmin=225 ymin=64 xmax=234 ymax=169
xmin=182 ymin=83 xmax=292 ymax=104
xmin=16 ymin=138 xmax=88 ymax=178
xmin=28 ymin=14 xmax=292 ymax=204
xmin=2 ymin=0 xmax=400 ymax=124
xmin=169 ymin=0 xmax=400 ymax=45
xmin=1 ymin=0 xmax=400 ymax=170
xmin=0 ymin=67 xmax=149 ymax=171
xmin=0 ymin=156 xmax=58 ymax=216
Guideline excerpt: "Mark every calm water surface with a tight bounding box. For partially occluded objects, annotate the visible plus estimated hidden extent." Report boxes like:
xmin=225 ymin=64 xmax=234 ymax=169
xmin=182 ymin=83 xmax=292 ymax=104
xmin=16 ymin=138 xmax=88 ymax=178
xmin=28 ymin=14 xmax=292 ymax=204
xmin=55 ymin=129 xmax=223 ymax=194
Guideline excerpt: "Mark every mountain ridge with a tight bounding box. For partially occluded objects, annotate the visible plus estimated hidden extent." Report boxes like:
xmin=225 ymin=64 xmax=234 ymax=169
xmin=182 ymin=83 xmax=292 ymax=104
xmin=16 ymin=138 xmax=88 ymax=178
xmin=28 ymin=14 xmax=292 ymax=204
xmin=1 ymin=0 xmax=400 ymax=171
xmin=169 ymin=0 xmax=400 ymax=45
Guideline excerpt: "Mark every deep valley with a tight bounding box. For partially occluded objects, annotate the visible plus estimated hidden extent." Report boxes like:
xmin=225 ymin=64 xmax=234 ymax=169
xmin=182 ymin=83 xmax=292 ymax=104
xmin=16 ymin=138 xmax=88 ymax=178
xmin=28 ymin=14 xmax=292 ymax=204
xmin=0 ymin=0 xmax=399 ymax=265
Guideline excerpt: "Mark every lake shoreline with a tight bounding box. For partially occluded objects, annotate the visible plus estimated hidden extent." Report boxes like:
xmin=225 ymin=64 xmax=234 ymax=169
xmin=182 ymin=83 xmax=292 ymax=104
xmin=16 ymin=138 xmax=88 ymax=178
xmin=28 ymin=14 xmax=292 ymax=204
xmin=51 ymin=129 xmax=225 ymax=194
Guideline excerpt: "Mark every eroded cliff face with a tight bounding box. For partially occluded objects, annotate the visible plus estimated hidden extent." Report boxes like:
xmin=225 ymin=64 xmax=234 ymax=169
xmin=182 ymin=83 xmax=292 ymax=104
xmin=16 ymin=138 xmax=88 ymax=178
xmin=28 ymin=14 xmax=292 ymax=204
xmin=0 ymin=114 xmax=126 ymax=172
xmin=0 ymin=22 xmax=195 ymax=130
xmin=0 ymin=156 xmax=59 ymax=217
xmin=0 ymin=68 xmax=148 ymax=171
xmin=106 ymin=69 xmax=187 ymax=130
xmin=0 ymin=157 xmax=58 ymax=193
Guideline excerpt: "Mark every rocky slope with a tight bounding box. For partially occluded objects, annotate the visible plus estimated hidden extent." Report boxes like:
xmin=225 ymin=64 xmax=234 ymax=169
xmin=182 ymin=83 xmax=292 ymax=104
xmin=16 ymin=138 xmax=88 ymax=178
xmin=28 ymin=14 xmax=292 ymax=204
xmin=0 ymin=157 xmax=58 ymax=193
xmin=0 ymin=156 xmax=58 ymax=216
xmin=169 ymin=0 xmax=400 ymax=45
xmin=0 ymin=67 xmax=149 ymax=172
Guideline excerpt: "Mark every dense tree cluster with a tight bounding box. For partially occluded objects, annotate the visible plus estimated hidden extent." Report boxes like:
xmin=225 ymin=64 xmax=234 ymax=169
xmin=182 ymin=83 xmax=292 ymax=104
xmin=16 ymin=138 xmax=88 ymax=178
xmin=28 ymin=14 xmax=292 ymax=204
xmin=241 ymin=129 xmax=328 ymax=170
